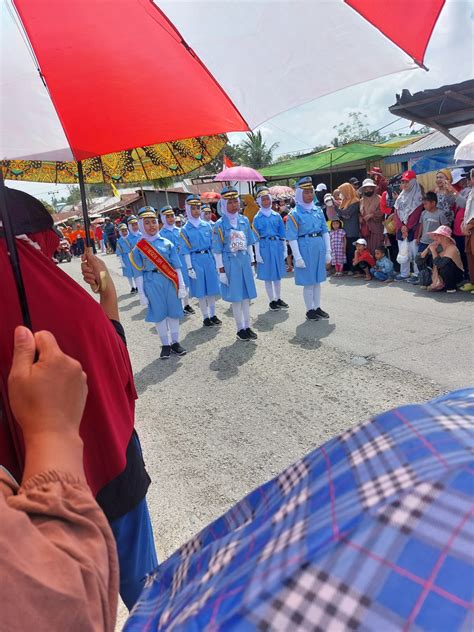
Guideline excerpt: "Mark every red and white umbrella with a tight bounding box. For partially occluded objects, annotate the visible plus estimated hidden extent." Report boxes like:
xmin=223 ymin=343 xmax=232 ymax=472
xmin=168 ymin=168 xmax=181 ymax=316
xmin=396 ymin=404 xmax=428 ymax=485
xmin=1 ymin=0 xmax=445 ymax=163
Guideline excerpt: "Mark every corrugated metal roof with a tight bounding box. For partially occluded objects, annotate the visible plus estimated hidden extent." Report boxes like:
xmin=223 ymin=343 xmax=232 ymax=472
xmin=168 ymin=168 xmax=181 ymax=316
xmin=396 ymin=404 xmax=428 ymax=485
xmin=389 ymin=125 xmax=473 ymax=157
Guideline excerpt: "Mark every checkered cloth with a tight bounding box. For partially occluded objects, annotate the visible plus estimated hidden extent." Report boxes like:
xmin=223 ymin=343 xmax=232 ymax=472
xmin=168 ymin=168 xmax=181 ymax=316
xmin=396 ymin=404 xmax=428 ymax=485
xmin=125 ymin=389 xmax=474 ymax=631
xmin=330 ymin=228 xmax=347 ymax=266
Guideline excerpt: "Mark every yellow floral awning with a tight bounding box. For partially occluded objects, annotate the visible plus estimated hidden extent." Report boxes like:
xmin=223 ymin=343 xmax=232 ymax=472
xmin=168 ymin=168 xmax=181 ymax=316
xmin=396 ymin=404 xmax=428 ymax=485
xmin=1 ymin=135 xmax=226 ymax=184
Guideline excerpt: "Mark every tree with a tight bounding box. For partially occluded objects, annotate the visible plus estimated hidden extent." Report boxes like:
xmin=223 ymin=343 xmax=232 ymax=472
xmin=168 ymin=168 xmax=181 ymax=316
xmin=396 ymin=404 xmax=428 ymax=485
xmin=64 ymin=186 xmax=81 ymax=206
xmin=240 ymin=131 xmax=278 ymax=168
xmin=331 ymin=111 xmax=387 ymax=146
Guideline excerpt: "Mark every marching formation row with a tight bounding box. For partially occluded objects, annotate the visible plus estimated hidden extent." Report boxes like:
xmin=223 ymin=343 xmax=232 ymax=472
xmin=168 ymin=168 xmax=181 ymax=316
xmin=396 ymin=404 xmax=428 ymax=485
xmin=115 ymin=177 xmax=331 ymax=359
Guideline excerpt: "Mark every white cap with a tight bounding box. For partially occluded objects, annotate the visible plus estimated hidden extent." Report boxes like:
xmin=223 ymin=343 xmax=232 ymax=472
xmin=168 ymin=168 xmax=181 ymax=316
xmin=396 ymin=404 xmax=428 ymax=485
xmin=353 ymin=238 xmax=368 ymax=246
xmin=361 ymin=178 xmax=376 ymax=188
xmin=451 ymin=168 xmax=468 ymax=185
xmin=316 ymin=183 xmax=327 ymax=192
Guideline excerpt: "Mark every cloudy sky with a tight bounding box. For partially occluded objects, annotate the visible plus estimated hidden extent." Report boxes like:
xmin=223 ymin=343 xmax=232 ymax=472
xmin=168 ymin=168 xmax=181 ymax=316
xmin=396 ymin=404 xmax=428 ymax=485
xmin=7 ymin=0 xmax=474 ymax=202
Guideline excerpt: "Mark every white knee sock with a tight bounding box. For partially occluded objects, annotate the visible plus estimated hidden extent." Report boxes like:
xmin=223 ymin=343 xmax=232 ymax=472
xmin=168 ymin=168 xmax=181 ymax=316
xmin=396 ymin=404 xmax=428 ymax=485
xmin=303 ymin=285 xmax=314 ymax=310
xmin=127 ymin=277 xmax=135 ymax=290
xmin=156 ymin=320 xmax=169 ymax=345
xmin=242 ymin=299 xmax=250 ymax=329
xmin=313 ymin=284 xmax=321 ymax=309
xmin=168 ymin=318 xmax=180 ymax=344
xmin=265 ymin=281 xmax=274 ymax=302
xmin=198 ymin=297 xmax=209 ymax=319
xmin=231 ymin=302 xmax=244 ymax=331
xmin=182 ymin=288 xmax=190 ymax=307
xmin=208 ymin=296 xmax=216 ymax=317
xmin=274 ymin=280 xmax=281 ymax=300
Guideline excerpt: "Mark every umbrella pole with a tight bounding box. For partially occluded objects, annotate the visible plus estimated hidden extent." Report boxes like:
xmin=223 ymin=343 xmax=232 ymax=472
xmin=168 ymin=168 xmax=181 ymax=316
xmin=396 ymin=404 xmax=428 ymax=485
xmin=0 ymin=169 xmax=33 ymax=329
xmin=77 ymin=161 xmax=92 ymax=248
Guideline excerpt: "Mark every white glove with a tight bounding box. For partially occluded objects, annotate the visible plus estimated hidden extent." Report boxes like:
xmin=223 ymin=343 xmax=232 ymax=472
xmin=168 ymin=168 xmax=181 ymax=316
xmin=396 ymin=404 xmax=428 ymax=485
xmin=138 ymin=292 xmax=149 ymax=307
xmin=219 ymin=272 xmax=229 ymax=285
xmin=256 ymin=253 xmax=264 ymax=264
xmin=325 ymin=253 xmax=332 ymax=265
xmin=178 ymin=287 xmax=187 ymax=299
xmin=324 ymin=232 xmax=331 ymax=265
xmin=188 ymin=268 xmax=197 ymax=279
xmin=295 ymin=258 xmax=306 ymax=269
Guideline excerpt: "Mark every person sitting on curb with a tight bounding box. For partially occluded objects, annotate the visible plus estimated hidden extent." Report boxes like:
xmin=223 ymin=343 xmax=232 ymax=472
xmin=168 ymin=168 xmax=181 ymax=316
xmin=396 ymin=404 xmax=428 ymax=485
xmin=418 ymin=225 xmax=464 ymax=293
xmin=352 ymin=238 xmax=375 ymax=280
xmin=370 ymin=245 xmax=394 ymax=282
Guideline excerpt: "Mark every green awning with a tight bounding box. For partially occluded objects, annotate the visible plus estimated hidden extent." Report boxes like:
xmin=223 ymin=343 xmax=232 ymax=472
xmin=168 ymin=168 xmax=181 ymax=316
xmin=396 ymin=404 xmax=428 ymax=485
xmin=261 ymin=142 xmax=395 ymax=180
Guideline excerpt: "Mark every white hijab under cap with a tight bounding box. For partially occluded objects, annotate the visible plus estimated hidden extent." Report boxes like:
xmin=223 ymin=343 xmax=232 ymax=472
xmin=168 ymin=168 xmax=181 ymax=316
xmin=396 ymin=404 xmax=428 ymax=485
xmin=256 ymin=192 xmax=272 ymax=217
xmin=160 ymin=210 xmax=176 ymax=229
xmin=138 ymin=216 xmax=160 ymax=243
xmin=129 ymin=223 xmax=141 ymax=236
xmin=295 ymin=186 xmax=316 ymax=212
xmin=220 ymin=197 xmax=239 ymax=227
xmin=185 ymin=202 xmax=202 ymax=228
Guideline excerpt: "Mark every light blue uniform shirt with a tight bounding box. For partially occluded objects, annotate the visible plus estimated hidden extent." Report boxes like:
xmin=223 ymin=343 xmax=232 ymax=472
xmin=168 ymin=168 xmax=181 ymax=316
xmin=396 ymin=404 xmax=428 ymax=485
xmin=286 ymin=205 xmax=328 ymax=286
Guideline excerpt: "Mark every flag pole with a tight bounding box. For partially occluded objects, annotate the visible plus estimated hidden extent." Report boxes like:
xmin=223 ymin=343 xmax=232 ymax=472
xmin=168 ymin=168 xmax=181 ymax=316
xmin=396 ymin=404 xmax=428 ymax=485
xmin=0 ymin=169 xmax=33 ymax=329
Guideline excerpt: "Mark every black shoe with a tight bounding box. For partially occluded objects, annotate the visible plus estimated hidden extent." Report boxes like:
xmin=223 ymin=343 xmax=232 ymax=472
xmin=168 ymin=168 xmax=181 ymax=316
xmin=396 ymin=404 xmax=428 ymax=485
xmin=269 ymin=300 xmax=280 ymax=311
xmin=306 ymin=309 xmax=321 ymax=321
xmin=183 ymin=305 xmax=195 ymax=315
xmin=210 ymin=315 xmax=222 ymax=325
xmin=246 ymin=327 xmax=258 ymax=340
xmin=130 ymin=288 xmax=135 ymax=294
xmin=160 ymin=345 xmax=171 ymax=360
xmin=236 ymin=329 xmax=250 ymax=341
xmin=203 ymin=317 xmax=214 ymax=327
xmin=315 ymin=307 xmax=329 ymax=319
xmin=171 ymin=342 xmax=187 ymax=356
xmin=277 ymin=298 xmax=289 ymax=308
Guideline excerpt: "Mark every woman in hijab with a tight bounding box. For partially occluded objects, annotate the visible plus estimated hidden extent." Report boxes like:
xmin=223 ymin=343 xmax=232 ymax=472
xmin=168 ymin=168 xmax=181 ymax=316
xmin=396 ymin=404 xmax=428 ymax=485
xmin=212 ymin=187 xmax=258 ymax=341
xmin=359 ymin=178 xmax=384 ymax=255
xmin=179 ymin=195 xmax=221 ymax=328
xmin=286 ymin=177 xmax=331 ymax=321
xmin=130 ymin=206 xmax=187 ymax=360
xmin=336 ymin=182 xmax=360 ymax=274
xmin=116 ymin=223 xmax=139 ymax=293
xmin=434 ymin=169 xmax=456 ymax=222
xmin=0 ymin=187 xmax=156 ymax=611
xmin=252 ymin=186 xmax=288 ymax=311
xmin=159 ymin=205 xmax=195 ymax=315
xmin=394 ymin=170 xmax=424 ymax=281
xmin=201 ymin=203 xmax=215 ymax=227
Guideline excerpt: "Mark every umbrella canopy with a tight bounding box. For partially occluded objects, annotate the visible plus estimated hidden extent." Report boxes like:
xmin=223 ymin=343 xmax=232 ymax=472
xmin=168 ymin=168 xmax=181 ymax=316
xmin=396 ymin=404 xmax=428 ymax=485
xmin=200 ymin=191 xmax=222 ymax=201
xmin=269 ymin=185 xmax=295 ymax=199
xmin=125 ymin=388 xmax=474 ymax=631
xmin=0 ymin=136 xmax=227 ymax=184
xmin=454 ymin=131 xmax=474 ymax=162
xmin=1 ymin=0 xmax=445 ymax=162
xmin=214 ymin=166 xmax=266 ymax=183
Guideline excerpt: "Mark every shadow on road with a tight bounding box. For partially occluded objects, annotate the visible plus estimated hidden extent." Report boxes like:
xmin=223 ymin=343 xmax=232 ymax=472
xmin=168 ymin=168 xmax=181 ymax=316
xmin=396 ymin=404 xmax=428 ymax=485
xmin=131 ymin=308 xmax=148 ymax=321
xmin=289 ymin=319 xmax=336 ymax=350
xmin=119 ymin=299 xmax=141 ymax=311
xmin=134 ymin=354 xmax=186 ymax=394
xmin=181 ymin=324 xmax=221 ymax=352
xmin=253 ymin=308 xmax=289 ymax=332
xmin=209 ymin=339 xmax=257 ymax=380
xmin=117 ymin=293 xmax=137 ymax=303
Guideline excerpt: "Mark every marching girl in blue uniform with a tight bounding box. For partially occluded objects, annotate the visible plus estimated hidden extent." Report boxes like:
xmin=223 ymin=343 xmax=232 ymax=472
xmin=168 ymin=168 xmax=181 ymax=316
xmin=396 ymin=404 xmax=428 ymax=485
xmin=212 ymin=187 xmax=258 ymax=341
xmin=159 ymin=205 xmax=195 ymax=315
xmin=128 ymin=215 xmax=141 ymax=238
xmin=130 ymin=207 xmax=188 ymax=360
xmin=116 ymin=223 xmax=139 ymax=293
xmin=286 ymin=176 xmax=332 ymax=321
xmin=201 ymin=204 xmax=215 ymax=227
xmin=180 ymin=195 xmax=221 ymax=328
xmin=252 ymin=186 xmax=289 ymax=311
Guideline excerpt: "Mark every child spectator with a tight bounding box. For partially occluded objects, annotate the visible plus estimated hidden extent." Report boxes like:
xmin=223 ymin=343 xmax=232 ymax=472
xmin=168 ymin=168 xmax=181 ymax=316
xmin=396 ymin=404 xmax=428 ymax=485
xmin=370 ymin=245 xmax=394 ymax=281
xmin=352 ymin=238 xmax=375 ymax=280
xmin=416 ymin=192 xmax=452 ymax=252
xmin=329 ymin=219 xmax=346 ymax=276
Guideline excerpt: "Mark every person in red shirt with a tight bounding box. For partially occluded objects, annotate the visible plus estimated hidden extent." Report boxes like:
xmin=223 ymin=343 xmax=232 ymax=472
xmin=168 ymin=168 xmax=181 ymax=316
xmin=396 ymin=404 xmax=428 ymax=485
xmin=95 ymin=223 xmax=105 ymax=253
xmin=352 ymin=238 xmax=375 ymax=280
xmin=369 ymin=167 xmax=388 ymax=196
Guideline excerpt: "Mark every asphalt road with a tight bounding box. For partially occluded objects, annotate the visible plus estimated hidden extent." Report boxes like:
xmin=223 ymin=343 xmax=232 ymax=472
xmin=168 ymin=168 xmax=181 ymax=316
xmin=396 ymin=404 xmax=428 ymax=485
xmin=65 ymin=254 xmax=472 ymax=624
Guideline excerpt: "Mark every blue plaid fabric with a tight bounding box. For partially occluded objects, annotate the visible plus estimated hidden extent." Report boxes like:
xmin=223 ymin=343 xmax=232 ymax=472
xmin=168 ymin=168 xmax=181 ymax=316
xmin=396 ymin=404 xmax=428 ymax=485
xmin=125 ymin=389 xmax=474 ymax=631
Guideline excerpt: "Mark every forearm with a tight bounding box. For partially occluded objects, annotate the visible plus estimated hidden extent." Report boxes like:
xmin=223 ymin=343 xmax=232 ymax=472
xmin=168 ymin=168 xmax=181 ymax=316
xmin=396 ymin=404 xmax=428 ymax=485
xmin=98 ymin=271 xmax=119 ymax=322
xmin=22 ymin=433 xmax=85 ymax=484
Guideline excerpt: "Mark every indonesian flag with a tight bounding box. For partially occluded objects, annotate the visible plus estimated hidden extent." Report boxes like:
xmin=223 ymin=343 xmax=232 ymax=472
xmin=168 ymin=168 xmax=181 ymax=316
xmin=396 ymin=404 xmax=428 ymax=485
xmin=223 ymin=155 xmax=235 ymax=169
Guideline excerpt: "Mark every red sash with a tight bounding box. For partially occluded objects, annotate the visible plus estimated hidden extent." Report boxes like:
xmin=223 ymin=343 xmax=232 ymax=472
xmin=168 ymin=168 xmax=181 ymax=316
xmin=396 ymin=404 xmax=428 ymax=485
xmin=136 ymin=238 xmax=179 ymax=293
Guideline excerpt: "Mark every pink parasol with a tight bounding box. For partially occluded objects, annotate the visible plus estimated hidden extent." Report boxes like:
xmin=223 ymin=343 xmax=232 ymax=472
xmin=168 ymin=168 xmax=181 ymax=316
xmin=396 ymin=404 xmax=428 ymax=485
xmin=269 ymin=185 xmax=295 ymax=199
xmin=214 ymin=166 xmax=266 ymax=183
